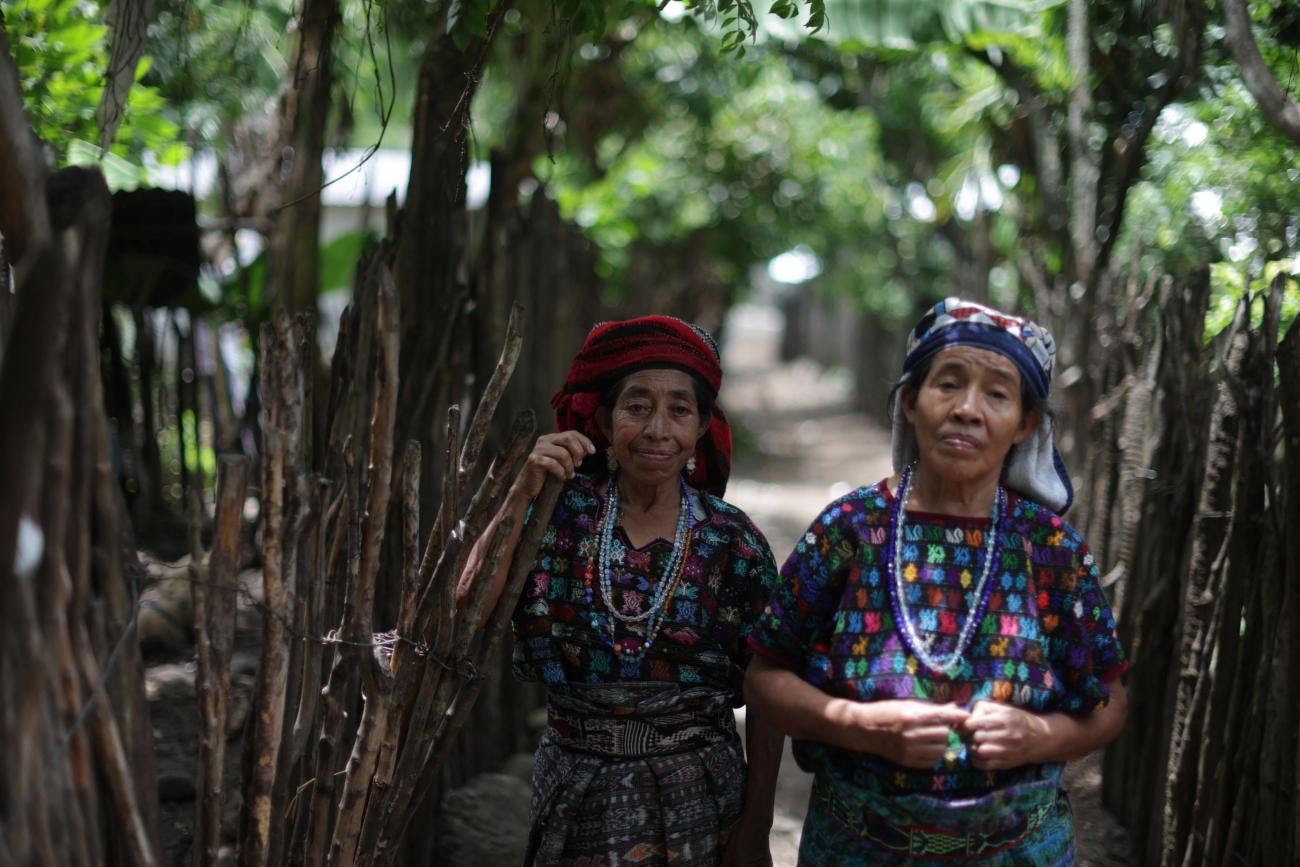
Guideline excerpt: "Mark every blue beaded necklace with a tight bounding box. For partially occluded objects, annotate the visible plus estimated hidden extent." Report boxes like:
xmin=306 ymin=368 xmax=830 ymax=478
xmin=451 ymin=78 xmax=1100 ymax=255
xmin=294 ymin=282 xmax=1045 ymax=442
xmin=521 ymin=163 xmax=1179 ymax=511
xmin=886 ymin=462 xmax=1004 ymax=677
xmin=584 ymin=472 xmax=693 ymax=661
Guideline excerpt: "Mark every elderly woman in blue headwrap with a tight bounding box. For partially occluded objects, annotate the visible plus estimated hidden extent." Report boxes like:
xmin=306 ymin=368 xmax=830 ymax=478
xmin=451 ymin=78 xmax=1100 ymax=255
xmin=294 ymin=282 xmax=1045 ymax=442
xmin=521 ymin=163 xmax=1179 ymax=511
xmin=744 ymin=299 xmax=1128 ymax=864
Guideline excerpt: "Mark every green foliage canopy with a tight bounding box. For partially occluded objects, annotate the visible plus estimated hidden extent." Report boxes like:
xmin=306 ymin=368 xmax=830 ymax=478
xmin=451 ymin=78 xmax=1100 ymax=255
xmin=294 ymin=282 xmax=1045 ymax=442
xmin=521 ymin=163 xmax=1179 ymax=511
xmin=522 ymin=0 xmax=1297 ymax=334
xmin=2 ymin=0 xmax=184 ymax=184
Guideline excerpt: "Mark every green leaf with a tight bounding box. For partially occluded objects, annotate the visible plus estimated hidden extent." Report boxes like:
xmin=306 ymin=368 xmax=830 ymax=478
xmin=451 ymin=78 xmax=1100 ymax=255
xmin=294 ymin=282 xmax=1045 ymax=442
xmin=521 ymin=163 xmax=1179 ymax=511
xmin=66 ymin=138 xmax=143 ymax=190
xmin=762 ymin=0 xmax=1047 ymax=49
xmin=318 ymin=231 xmax=373 ymax=294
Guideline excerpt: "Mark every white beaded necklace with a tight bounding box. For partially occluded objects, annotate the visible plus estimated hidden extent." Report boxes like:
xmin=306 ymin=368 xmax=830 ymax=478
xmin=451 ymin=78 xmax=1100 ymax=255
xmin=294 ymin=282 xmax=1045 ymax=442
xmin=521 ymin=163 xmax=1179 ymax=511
xmin=889 ymin=463 xmax=1004 ymax=676
xmin=595 ymin=475 xmax=691 ymax=623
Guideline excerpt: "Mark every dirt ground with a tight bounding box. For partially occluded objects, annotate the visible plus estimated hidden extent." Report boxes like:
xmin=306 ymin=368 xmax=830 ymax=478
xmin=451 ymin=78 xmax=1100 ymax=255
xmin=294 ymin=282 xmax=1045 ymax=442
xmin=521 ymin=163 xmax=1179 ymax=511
xmin=143 ymin=562 xmax=263 ymax=866
xmin=719 ymin=303 xmax=1134 ymax=866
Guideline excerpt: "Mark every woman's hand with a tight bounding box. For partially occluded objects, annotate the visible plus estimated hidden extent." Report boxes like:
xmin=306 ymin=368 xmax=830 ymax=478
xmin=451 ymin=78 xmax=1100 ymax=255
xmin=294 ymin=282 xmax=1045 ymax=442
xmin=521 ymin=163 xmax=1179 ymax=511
xmin=510 ymin=431 xmax=596 ymax=502
xmin=961 ymin=682 xmax=1129 ymax=768
xmin=960 ymin=701 xmax=1051 ymax=769
xmin=454 ymin=431 xmax=593 ymax=624
xmin=720 ymin=815 xmax=773 ymax=867
xmin=744 ymin=657 xmax=970 ymax=769
xmin=842 ymin=699 xmax=971 ymax=769
xmin=721 ymin=705 xmax=782 ymax=867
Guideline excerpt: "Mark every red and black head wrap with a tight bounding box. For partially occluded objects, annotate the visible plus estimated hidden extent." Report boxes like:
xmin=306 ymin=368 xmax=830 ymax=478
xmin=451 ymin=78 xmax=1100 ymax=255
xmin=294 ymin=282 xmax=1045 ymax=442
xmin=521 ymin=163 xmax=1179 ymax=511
xmin=550 ymin=315 xmax=733 ymax=496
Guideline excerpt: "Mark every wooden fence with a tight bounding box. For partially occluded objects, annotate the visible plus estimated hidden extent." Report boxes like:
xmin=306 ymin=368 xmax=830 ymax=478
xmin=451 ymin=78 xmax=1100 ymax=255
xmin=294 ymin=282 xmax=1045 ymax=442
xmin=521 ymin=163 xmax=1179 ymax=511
xmin=191 ymin=251 xmax=567 ymax=866
xmin=1077 ymin=271 xmax=1298 ymax=866
xmin=0 ymin=165 xmax=161 ymax=864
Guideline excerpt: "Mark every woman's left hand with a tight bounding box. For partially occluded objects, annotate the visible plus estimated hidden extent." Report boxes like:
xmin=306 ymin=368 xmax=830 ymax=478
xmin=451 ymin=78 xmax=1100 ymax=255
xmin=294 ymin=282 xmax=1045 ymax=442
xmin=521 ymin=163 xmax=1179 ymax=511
xmin=960 ymin=700 xmax=1051 ymax=770
xmin=720 ymin=813 xmax=773 ymax=867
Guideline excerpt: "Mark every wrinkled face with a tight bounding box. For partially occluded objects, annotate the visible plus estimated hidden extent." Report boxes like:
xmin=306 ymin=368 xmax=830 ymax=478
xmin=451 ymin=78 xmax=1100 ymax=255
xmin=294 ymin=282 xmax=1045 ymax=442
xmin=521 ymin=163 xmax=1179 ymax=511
xmin=598 ymin=369 xmax=708 ymax=487
xmin=903 ymin=346 xmax=1040 ymax=487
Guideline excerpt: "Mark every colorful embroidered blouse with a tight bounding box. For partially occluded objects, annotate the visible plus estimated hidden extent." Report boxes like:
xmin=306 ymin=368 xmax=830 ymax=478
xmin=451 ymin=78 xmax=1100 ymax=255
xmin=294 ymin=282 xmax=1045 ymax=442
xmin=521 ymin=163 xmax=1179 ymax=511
xmin=513 ymin=474 xmax=779 ymax=697
xmin=748 ymin=479 xmax=1127 ymax=797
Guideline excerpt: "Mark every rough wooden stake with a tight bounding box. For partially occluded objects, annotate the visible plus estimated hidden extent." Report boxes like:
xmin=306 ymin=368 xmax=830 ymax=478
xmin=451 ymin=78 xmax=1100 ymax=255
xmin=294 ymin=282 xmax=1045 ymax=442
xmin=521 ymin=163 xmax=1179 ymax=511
xmin=351 ymin=443 xmax=423 ymax=862
xmin=393 ymin=441 xmax=422 ymax=652
xmin=420 ymin=403 xmax=461 ymax=593
xmin=288 ymin=477 xmax=330 ymax=766
xmin=303 ymin=445 xmax=361 ymax=867
xmin=326 ymin=266 xmax=400 ymax=867
xmin=42 ymin=385 xmax=96 ymax=867
xmin=240 ymin=312 xmax=301 ymax=867
xmin=1159 ymin=321 xmax=1244 ymax=866
xmin=76 ymin=622 xmax=159 ymax=867
xmin=350 ymin=265 xmax=400 ymax=695
xmin=456 ymin=303 xmax=525 ymax=496
xmin=194 ymin=455 xmax=249 ymax=867
xmin=326 ymin=682 xmax=391 ymax=867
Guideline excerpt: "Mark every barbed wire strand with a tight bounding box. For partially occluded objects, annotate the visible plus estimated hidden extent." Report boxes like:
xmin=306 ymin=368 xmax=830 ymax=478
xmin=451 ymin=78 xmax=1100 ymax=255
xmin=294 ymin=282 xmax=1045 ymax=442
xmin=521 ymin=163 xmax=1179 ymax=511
xmin=50 ymin=564 xmax=481 ymax=768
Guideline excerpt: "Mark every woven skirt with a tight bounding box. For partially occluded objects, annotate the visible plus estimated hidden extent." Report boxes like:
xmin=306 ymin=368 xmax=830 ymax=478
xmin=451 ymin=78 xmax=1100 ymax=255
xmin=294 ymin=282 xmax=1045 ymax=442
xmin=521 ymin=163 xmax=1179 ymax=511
xmin=525 ymin=682 xmax=745 ymax=867
xmin=797 ymin=768 xmax=1075 ymax=865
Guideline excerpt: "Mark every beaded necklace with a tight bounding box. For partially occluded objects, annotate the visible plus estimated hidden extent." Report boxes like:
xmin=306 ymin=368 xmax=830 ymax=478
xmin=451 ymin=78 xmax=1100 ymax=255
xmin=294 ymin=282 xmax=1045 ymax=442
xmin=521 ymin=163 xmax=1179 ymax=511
xmin=887 ymin=462 xmax=1004 ymax=677
xmin=583 ymin=472 xmax=693 ymax=661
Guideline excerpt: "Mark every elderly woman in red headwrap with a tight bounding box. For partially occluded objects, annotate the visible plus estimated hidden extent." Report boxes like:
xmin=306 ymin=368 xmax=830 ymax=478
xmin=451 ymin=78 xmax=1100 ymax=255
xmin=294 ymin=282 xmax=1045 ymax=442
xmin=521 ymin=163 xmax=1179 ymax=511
xmin=459 ymin=316 xmax=784 ymax=867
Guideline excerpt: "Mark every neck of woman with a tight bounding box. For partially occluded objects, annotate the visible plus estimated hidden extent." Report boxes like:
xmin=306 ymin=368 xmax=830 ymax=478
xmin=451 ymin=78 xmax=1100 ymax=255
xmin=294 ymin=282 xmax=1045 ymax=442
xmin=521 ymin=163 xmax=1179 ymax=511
xmin=616 ymin=472 xmax=683 ymax=517
xmin=907 ymin=462 xmax=1000 ymax=518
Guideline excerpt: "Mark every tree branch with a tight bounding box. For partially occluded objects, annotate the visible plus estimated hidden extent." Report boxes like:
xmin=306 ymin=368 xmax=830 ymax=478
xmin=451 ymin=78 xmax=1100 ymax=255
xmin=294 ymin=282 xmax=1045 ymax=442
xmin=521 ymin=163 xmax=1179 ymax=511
xmin=94 ymin=0 xmax=155 ymax=151
xmin=1221 ymin=0 xmax=1300 ymax=145
xmin=969 ymin=48 xmax=1068 ymax=243
xmin=1091 ymin=4 xmax=1204 ymax=284
xmin=1067 ymin=0 xmax=1100 ymax=287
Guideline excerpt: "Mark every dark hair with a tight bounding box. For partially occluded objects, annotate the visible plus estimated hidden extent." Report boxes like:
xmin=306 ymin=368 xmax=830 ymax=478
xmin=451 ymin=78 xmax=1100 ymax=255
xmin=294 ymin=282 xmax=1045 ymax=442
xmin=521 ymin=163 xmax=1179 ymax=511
xmin=600 ymin=369 xmax=715 ymax=424
xmin=886 ymin=352 xmax=1049 ymax=421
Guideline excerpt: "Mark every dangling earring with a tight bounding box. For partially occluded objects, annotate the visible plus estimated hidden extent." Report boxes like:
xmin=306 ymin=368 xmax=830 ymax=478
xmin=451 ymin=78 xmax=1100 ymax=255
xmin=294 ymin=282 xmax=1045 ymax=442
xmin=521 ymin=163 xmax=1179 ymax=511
xmin=606 ymin=447 xmax=619 ymax=472
xmin=685 ymin=454 xmax=697 ymax=475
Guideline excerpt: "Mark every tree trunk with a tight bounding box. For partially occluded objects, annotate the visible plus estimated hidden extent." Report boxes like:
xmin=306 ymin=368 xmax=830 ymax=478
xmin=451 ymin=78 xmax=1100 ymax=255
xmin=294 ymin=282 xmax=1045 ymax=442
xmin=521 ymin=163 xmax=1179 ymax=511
xmin=267 ymin=0 xmax=341 ymax=314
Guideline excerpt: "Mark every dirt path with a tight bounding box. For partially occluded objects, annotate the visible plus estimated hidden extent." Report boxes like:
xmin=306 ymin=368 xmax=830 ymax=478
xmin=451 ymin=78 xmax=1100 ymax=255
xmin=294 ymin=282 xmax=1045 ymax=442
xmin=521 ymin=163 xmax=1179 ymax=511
xmin=718 ymin=303 xmax=1132 ymax=866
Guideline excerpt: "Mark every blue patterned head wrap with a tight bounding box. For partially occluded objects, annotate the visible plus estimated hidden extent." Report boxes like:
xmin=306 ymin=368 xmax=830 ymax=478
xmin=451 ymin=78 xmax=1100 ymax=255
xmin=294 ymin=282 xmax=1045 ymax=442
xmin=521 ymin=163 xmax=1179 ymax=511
xmin=891 ymin=298 xmax=1074 ymax=514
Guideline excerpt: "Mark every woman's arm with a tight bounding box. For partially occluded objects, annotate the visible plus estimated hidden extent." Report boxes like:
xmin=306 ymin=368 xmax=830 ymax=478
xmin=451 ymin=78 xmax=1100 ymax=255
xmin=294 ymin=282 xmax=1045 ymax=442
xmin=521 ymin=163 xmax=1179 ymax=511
xmin=722 ymin=706 xmax=783 ymax=866
xmin=455 ymin=431 xmax=594 ymax=626
xmin=743 ymin=654 xmax=971 ymax=769
xmin=962 ymin=680 xmax=1129 ymax=769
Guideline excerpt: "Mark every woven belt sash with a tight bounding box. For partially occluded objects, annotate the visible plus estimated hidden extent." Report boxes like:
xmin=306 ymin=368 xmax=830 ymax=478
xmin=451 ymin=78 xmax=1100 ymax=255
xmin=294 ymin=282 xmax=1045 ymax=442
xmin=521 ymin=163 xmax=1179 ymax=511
xmin=546 ymin=701 xmax=735 ymax=758
xmin=815 ymin=774 xmax=1060 ymax=860
xmin=543 ymin=682 xmax=738 ymax=758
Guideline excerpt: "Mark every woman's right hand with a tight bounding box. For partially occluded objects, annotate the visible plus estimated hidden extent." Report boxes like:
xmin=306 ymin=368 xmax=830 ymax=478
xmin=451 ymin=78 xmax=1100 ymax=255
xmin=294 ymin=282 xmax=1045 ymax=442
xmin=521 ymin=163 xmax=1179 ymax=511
xmin=455 ymin=430 xmax=595 ymax=620
xmin=511 ymin=431 xmax=596 ymax=501
xmin=840 ymin=699 xmax=971 ymax=769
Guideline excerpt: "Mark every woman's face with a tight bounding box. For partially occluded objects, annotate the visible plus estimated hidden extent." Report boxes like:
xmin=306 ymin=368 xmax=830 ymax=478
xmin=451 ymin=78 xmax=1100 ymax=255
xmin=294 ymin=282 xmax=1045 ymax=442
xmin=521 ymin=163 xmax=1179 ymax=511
xmin=903 ymin=346 xmax=1040 ymax=488
xmin=598 ymin=369 xmax=708 ymax=488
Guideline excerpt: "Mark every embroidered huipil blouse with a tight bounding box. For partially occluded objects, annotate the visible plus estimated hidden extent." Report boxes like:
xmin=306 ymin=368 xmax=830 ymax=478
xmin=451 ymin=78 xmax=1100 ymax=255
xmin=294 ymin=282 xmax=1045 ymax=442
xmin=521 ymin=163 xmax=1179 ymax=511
xmin=748 ymin=480 xmax=1127 ymax=797
xmin=513 ymin=474 xmax=779 ymax=697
